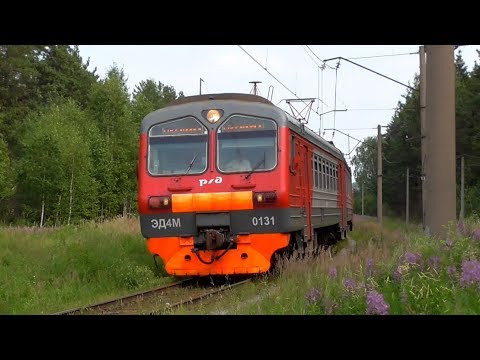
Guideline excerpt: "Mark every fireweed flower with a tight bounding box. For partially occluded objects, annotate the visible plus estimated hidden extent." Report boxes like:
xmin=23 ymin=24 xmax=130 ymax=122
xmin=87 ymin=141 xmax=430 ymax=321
xmin=343 ymin=278 xmax=357 ymax=293
xmin=365 ymin=258 xmax=375 ymax=277
xmin=305 ymin=287 xmax=322 ymax=304
xmin=366 ymin=290 xmax=390 ymax=315
xmin=328 ymin=267 xmax=337 ymax=279
xmin=428 ymin=256 xmax=441 ymax=271
xmin=447 ymin=266 xmax=457 ymax=280
xmin=445 ymin=238 xmax=454 ymax=248
xmin=393 ymin=266 xmax=403 ymax=283
xmin=461 ymin=259 xmax=480 ymax=288
xmin=403 ymin=251 xmax=422 ymax=266
xmin=472 ymin=228 xmax=480 ymax=241
xmin=458 ymin=220 xmax=471 ymax=238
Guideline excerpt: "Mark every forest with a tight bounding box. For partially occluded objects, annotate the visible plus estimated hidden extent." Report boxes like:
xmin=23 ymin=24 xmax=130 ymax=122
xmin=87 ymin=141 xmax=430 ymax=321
xmin=0 ymin=45 xmax=183 ymax=225
xmin=352 ymin=50 xmax=480 ymax=220
xmin=1 ymin=45 xmax=478 ymax=225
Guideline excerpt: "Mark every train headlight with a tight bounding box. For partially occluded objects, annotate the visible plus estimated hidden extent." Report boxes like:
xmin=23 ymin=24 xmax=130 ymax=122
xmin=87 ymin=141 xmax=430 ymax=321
xmin=206 ymin=109 xmax=223 ymax=123
xmin=148 ymin=196 xmax=171 ymax=209
xmin=253 ymin=192 xmax=277 ymax=204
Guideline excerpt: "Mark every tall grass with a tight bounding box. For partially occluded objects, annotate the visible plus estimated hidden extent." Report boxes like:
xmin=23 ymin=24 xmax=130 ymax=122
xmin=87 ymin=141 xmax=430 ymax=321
xmin=0 ymin=217 xmax=170 ymax=314
xmin=281 ymin=217 xmax=480 ymax=315
xmin=4 ymin=215 xmax=480 ymax=315
xmin=173 ymin=216 xmax=480 ymax=315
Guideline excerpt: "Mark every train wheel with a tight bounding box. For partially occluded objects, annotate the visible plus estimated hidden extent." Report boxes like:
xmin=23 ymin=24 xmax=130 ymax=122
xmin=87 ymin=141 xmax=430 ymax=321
xmin=312 ymin=230 xmax=322 ymax=256
xmin=326 ymin=231 xmax=337 ymax=246
xmin=269 ymin=250 xmax=288 ymax=276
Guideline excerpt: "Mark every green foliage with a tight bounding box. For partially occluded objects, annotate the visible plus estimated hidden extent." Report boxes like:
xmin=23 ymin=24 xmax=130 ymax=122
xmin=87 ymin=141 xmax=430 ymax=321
xmin=87 ymin=64 xmax=138 ymax=218
xmin=0 ymin=45 xmax=185 ymax=224
xmin=0 ymin=137 xmax=14 ymax=200
xmin=351 ymin=136 xmax=377 ymax=194
xmin=353 ymin=188 xmax=377 ymax=216
xmin=16 ymin=100 xmax=99 ymax=224
xmin=35 ymin=45 xmax=99 ymax=107
xmin=0 ymin=46 xmax=98 ymax=155
xmin=353 ymin=50 xmax=480 ymax=219
xmin=171 ymin=217 xmax=480 ymax=315
xmin=0 ymin=218 xmax=166 ymax=314
xmin=131 ymin=79 xmax=181 ymax=129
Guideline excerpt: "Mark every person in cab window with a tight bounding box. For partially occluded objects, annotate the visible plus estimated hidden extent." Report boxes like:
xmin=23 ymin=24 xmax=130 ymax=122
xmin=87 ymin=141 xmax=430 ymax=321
xmin=226 ymin=149 xmax=251 ymax=172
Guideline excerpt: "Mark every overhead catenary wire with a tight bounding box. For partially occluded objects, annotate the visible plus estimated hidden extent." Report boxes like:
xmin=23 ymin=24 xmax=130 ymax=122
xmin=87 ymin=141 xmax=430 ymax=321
xmin=304 ymin=45 xmax=336 ymax=70
xmin=240 ymin=45 xmax=416 ymax=160
xmin=323 ymin=56 xmax=417 ymax=92
xmin=301 ymin=45 xmax=324 ymax=69
xmin=237 ymin=45 xmax=329 ymax=116
xmin=346 ymin=51 xmax=418 ymax=60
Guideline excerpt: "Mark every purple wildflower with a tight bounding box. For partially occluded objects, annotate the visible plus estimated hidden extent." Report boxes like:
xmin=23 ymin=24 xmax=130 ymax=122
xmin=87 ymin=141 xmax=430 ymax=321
xmin=461 ymin=259 xmax=480 ymax=288
xmin=428 ymin=256 xmax=441 ymax=271
xmin=445 ymin=238 xmax=454 ymax=248
xmin=366 ymin=290 xmax=390 ymax=315
xmin=447 ymin=266 xmax=457 ymax=280
xmin=458 ymin=220 xmax=471 ymax=237
xmin=472 ymin=228 xmax=480 ymax=241
xmin=343 ymin=278 xmax=357 ymax=293
xmin=393 ymin=266 xmax=403 ymax=282
xmin=365 ymin=258 xmax=375 ymax=277
xmin=403 ymin=251 xmax=422 ymax=266
xmin=328 ymin=267 xmax=337 ymax=279
xmin=305 ymin=287 xmax=322 ymax=304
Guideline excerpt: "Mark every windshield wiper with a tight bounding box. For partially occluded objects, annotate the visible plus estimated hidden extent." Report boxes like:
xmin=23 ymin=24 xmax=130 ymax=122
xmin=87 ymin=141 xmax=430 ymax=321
xmin=183 ymin=153 xmax=198 ymax=176
xmin=245 ymin=152 xmax=265 ymax=180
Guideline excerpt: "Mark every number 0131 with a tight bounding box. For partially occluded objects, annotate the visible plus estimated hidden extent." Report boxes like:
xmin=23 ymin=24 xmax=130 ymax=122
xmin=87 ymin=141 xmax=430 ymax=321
xmin=251 ymin=216 xmax=275 ymax=226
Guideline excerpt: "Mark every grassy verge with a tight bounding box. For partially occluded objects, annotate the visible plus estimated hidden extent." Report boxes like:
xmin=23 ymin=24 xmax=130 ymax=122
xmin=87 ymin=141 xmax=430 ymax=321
xmin=4 ymin=215 xmax=480 ymax=315
xmin=173 ymin=216 xmax=480 ymax=315
xmin=0 ymin=217 xmax=170 ymax=314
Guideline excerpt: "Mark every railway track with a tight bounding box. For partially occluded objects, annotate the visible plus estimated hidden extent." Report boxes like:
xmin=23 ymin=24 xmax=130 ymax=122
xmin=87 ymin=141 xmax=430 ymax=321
xmin=52 ymin=277 xmax=251 ymax=315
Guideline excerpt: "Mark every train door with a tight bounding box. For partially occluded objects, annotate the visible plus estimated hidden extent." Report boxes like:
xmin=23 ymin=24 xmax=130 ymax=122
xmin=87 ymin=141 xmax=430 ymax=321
xmin=300 ymin=144 xmax=312 ymax=241
xmin=338 ymin=162 xmax=346 ymax=238
xmin=289 ymin=135 xmax=306 ymax=232
xmin=289 ymin=135 xmax=301 ymax=207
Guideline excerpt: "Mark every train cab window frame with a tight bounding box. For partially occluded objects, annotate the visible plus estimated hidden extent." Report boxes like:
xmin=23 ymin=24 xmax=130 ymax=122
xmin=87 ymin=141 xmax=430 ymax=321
xmin=147 ymin=116 xmax=209 ymax=176
xmin=216 ymin=115 xmax=278 ymax=174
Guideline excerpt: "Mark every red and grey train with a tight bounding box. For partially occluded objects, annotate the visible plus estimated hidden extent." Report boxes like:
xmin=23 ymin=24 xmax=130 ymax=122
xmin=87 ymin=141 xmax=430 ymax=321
xmin=138 ymin=93 xmax=353 ymax=277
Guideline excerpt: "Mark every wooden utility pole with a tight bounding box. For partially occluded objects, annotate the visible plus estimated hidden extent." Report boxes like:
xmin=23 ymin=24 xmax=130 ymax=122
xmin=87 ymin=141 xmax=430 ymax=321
xmin=377 ymin=124 xmax=382 ymax=227
xmin=406 ymin=167 xmax=409 ymax=225
xmin=425 ymin=45 xmax=456 ymax=238
xmin=419 ymin=46 xmax=427 ymax=232
xmin=460 ymin=156 xmax=465 ymax=220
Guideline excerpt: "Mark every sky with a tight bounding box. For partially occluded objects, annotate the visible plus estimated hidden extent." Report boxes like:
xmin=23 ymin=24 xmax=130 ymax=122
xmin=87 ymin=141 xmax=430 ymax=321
xmin=78 ymin=45 xmax=480 ymax=179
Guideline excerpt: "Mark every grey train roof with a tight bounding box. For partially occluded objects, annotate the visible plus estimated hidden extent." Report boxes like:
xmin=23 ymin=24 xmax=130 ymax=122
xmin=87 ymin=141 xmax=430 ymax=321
xmin=141 ymin=93 xmax=346 ymax=162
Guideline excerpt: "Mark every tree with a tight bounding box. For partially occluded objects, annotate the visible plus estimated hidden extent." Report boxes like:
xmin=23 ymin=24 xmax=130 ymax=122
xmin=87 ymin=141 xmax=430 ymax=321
xmin=87 ymin=65 xmax=137 ymax=218
xmin=352 ymin=136 xmax=377 ymax=193
xmin=0 ymin=45 xmax=46 ymax=151
xmin=0 ymin=136 xmax=14 ymax=202
xmin=131 ymin=79 xmax=184 ymax=128
xmin=17 ymin=101 xmax=99 ymax=225
xmin=36 ymin=45 xmax=98 ymax=107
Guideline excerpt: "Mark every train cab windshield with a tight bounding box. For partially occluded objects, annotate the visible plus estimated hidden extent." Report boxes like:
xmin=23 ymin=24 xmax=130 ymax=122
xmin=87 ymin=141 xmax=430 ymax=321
xmin=217 ymin=115 xmax=277 ymax=173
xmin=148 ymin=117 xmax=208 ymax=176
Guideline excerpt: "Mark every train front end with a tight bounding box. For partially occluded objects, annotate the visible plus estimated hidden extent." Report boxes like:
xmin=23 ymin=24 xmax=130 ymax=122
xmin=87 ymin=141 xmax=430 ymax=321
xmin=138 ymin=95 xmax=291 ymax=276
